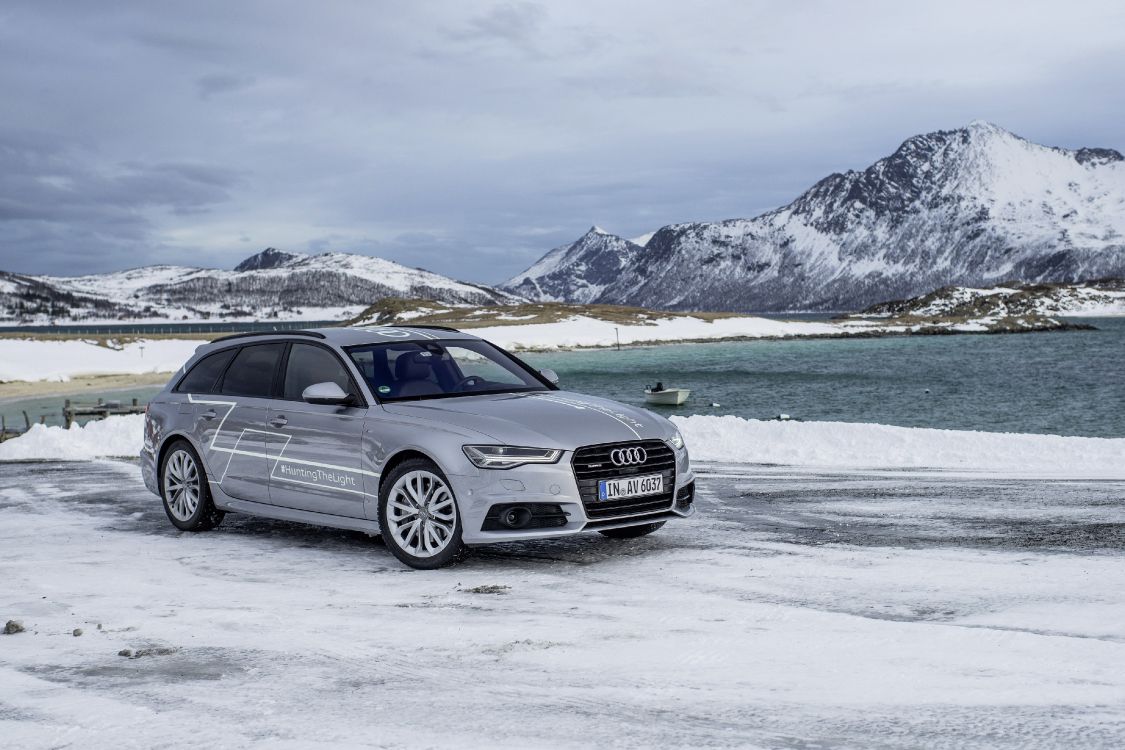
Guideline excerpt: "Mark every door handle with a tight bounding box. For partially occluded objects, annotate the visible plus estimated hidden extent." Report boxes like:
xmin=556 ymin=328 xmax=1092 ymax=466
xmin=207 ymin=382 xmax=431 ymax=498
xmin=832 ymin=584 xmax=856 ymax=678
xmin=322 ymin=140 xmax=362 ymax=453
xmin=201 ymin=409 xmax=218 ymax=421
xmin=269 ymin=415 xmax=288 ymax=428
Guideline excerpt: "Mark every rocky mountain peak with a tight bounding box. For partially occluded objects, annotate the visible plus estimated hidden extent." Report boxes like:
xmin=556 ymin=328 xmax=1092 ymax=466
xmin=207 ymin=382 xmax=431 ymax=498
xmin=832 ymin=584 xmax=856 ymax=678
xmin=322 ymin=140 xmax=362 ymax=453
xmin=233 ymin=247 xmax=305 ymax=272
xmin=1075 ymin=147 xmax=1124 ymax=166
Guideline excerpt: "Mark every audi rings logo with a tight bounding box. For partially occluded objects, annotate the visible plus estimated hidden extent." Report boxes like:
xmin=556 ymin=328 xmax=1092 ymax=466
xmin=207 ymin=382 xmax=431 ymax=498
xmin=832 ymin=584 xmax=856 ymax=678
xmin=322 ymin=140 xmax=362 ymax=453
xmin=610 ymin=446 xmax=648 ymax=466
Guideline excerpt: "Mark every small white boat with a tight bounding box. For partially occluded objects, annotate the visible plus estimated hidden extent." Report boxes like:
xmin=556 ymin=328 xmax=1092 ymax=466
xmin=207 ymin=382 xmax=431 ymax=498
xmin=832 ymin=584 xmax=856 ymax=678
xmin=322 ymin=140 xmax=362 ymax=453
xmin=644 ymin=387 xmax=690 ymax=406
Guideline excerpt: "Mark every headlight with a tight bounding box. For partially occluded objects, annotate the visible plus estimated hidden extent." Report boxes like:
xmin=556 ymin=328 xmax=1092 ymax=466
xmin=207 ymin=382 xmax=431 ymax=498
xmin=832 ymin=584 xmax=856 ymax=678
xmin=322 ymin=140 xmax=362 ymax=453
xmin=463 ymin=445 xmax=563 ymax=470
xmin=668 ymin=430 xmax=685 ymax=450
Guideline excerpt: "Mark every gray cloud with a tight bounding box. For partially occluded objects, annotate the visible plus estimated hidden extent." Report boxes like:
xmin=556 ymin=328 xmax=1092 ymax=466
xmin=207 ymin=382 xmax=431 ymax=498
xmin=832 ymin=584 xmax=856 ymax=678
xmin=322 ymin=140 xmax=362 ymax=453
xmin=1 ymin=0 xmax=1123 ymax=281
xmin=196 ymin=73 xmax=255 ymax=99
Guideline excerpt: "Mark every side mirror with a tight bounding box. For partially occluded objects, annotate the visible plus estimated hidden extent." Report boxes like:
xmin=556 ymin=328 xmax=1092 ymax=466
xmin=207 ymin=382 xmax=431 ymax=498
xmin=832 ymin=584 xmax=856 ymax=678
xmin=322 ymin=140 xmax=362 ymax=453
xmin=540 ymin=368 xmax=560 ymax=386
xmin=302 ymin=382 xmax=354 ymax=406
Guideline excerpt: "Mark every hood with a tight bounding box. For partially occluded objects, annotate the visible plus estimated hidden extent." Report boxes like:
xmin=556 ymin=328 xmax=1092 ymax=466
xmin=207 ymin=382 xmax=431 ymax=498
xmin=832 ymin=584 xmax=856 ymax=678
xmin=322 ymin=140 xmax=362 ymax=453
xmin=379 ymin=390 xmax=674 ymax=450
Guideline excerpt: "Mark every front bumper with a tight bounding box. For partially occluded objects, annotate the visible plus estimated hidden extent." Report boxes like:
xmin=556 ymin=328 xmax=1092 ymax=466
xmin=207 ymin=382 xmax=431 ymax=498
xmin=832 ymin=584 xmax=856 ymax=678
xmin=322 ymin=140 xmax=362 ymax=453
xmin=452 ymin=447 xmax=695 ymax=545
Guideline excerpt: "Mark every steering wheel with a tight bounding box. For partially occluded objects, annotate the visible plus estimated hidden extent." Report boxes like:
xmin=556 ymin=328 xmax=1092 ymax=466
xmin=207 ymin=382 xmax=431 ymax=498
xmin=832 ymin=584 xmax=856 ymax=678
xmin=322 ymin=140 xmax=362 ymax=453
xmin=453 ymin=375 xmax=484 ymax=392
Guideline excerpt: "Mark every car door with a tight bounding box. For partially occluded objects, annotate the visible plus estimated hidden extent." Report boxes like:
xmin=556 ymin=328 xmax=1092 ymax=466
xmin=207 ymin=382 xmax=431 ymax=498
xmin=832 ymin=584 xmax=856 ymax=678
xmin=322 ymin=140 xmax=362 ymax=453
xmin=207 ymin=342 xmax=285 ymax=502
xmin=266 ymin=342 xmax=368 ymax=518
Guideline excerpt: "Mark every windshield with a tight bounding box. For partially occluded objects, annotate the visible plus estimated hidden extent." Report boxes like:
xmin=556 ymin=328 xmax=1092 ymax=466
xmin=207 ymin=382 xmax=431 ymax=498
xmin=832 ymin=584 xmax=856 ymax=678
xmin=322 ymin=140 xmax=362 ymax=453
xmin=345 ymin=339 xmax=550 ymax=402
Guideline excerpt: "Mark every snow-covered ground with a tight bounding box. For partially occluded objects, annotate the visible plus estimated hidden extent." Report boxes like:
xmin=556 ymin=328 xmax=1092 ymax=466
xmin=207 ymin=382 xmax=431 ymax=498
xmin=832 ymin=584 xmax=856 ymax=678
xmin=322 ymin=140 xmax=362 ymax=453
xmin=1 ymin=460 xmax=1123 ymax=748
xmin=5 ymin=412 xmax=1125 ymax=480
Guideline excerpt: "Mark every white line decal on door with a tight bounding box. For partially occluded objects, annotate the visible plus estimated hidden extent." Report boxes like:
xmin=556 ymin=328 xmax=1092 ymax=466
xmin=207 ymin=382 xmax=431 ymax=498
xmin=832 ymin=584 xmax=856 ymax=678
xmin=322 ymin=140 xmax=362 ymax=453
xmin=186 ymin=394 xmax=379 ymax=496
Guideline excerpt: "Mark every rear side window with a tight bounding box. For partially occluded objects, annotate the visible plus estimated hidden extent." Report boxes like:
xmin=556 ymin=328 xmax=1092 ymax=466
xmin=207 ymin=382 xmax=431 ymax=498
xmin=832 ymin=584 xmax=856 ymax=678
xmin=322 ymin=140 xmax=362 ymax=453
xmin=283 ymin=343 xmax=355 ymax=401
xmin=219 ymin=343 xmax=285 ymax=398
xmin=175 ymin=348 xmax=236 ymax=393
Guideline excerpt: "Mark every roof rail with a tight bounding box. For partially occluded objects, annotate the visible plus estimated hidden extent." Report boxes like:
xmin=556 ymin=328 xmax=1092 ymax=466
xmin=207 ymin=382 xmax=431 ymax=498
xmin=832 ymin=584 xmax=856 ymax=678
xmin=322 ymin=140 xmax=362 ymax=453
xmin=210 ymin=329 xmax=327 ymax=344
xmin=405 ymin=325 xmax=461 ymax=333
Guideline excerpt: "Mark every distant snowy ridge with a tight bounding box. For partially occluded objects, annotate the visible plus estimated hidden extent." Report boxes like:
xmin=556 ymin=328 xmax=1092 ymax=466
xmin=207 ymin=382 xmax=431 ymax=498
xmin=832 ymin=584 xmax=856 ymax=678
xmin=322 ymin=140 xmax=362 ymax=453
xmin=858 ymin=279 xmax=1125 ymax=319
xmin=505 ymin=122 xmax=1125 ymax=311
xmin=0 ymin=248 xmax=521 ymax=324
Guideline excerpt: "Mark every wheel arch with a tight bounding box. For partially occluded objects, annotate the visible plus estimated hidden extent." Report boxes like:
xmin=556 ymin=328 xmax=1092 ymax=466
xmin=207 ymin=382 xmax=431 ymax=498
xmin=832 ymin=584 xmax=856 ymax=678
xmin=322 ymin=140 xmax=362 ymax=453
xmin=378 ymin=448 xmax=443 ymax=493
xmin=156 ymin=432 xmax=204 ymax=477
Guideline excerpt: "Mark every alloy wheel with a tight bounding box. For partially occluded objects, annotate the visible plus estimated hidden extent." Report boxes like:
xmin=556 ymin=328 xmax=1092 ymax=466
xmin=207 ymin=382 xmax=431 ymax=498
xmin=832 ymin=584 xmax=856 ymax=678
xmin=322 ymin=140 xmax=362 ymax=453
xmin=164 ymin=449 xmax=201 ymax=522
xmin=385 ymin=470 xmax=458 ymax=558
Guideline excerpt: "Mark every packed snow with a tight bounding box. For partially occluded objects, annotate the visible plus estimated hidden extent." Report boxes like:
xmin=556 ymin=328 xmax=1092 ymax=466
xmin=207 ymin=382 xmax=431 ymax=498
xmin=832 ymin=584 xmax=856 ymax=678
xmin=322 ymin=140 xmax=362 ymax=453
xmin=0 ymin=338 xmax=200 ymax=382
xmin=2 ymin=460 xmax=1124 ymax=747
xmin=5 ymin=412 xmax=1124 ymax=480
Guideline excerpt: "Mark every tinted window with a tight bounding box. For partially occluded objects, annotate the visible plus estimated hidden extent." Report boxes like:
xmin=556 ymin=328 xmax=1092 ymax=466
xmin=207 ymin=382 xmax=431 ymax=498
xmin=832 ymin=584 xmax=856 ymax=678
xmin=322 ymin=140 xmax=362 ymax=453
xmin=219 ymin=343 xmax=284 ymax=398
xmin=176 ymin=348 xmax=236 ymax=393
xmin=283 ymin=344 xmax=355 ymax=401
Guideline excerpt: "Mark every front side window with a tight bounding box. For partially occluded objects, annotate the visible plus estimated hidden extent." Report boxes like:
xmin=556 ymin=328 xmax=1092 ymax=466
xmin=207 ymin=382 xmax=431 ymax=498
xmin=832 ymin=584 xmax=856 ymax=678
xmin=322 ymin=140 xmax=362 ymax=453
xmin=346 ymin=339 xmax=547 ymax=402
xmin=176 ymin=348 xmax=236 ymax=393
xmin=283 ymin=343 xmax=356 ymax=401
xmin=219 ymin=343 xmax=285 ymax=398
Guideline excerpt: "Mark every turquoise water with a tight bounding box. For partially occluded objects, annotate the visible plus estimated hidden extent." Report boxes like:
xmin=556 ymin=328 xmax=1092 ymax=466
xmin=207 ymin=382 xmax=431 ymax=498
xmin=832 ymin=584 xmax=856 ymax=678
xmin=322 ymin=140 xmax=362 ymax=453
xmin=523 ymin=318 xmax=1125 ymax=439
xmin=4 ymin=321 xmax=1122 ymax=437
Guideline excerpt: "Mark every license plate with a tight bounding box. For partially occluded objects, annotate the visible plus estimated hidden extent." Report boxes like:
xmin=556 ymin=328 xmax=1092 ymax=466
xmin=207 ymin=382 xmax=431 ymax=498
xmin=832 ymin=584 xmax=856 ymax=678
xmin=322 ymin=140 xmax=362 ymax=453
xmin=597 ymin=473 xmax=663 ymax=501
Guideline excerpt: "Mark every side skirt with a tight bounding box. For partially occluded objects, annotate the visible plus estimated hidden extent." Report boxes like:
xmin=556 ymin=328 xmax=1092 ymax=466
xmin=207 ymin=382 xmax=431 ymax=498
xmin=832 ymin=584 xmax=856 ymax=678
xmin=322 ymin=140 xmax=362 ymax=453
xmin=214 ymin=491 xmax=381 ymax=536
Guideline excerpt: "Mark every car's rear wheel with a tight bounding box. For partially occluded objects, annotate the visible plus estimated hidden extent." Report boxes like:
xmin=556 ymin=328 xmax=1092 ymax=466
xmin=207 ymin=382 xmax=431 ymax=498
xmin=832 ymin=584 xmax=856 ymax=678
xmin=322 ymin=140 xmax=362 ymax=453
xmin=599 ymin=521 xmax=665 ymax=539
xmin=379 ymin=459 xmax=466 ymax=569
xmin=160 ymin=440 xmax=224 ymax=531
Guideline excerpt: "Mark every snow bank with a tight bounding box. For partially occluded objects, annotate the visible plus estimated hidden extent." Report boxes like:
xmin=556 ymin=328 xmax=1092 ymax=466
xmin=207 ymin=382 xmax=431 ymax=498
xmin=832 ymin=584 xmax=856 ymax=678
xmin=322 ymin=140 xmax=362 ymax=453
xmin=0 ymin=338 xmax=199 ymax=382
xmin=0 ymin=414 xmax=144 ymax=461
xmin=673 ymin=415 xmax=1125 ymax=478
xmin=4 ymin=411 xmax=1123 ymax=478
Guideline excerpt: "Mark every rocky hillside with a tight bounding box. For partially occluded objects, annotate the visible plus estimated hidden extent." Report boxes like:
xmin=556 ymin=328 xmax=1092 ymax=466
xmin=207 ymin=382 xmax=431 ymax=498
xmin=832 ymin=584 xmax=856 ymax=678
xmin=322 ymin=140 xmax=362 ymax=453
xmin=505 ymin=122 xmax=1125 ymax=311
xmin=0 ymin=248 xmax=520 ymax=324
xmin=504 ymin=227 xmax=647 ymax=303
xmin=856 ymin=279 xmax=1125 ymax=320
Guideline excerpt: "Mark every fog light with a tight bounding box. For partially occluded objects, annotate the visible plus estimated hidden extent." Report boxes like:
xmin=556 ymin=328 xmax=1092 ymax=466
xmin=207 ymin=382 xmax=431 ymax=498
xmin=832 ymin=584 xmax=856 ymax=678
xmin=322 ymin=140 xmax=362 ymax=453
xmin=499 ymin=506 xmax=533 ymax=529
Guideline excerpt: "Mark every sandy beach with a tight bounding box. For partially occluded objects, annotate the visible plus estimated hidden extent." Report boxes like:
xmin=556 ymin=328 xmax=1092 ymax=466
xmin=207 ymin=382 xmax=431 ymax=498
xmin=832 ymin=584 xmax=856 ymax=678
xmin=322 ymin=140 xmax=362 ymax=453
xmin=0 ymin=372 xmax=173 ymax=403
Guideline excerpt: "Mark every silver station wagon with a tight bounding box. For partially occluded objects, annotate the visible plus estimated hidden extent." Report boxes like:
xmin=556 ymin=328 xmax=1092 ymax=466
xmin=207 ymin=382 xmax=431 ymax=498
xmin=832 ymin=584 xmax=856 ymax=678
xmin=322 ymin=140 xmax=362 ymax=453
xmin=141 ymin=326 xmax=695 ymax=568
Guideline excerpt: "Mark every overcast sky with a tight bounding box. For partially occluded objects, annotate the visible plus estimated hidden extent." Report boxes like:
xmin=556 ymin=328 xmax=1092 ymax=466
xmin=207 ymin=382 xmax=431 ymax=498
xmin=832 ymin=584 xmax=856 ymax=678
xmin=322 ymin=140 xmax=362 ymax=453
xmin=2 ymin=0 xmax=1124 ymax=283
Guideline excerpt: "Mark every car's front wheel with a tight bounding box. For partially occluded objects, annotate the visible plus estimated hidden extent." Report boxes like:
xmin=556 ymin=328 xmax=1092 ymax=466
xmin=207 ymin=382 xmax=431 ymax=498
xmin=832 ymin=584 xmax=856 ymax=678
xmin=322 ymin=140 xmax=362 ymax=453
xmin=160 ymin=440 xmax=224 ymax=532
xmin=599 ymin=521 xmax=665 ymax=539
xmin=379 ymin=458 xmax=466 ymax=569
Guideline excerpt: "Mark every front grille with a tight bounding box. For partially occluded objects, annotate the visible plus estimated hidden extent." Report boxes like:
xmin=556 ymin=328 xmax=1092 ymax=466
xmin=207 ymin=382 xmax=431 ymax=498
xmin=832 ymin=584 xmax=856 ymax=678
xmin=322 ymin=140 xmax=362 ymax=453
xmin=572 ymin=439 xmax=676 ymax=521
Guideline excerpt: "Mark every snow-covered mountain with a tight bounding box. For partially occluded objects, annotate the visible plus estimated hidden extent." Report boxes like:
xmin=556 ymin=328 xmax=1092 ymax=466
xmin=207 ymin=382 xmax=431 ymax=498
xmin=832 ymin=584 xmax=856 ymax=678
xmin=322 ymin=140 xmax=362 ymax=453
xmin=503 ymin=227 xmax=647 ymax=303
xmin=504 ymin=122 xmax=1125 ymax=311
xmin=1 ymin=248 xmax=520 ymax=324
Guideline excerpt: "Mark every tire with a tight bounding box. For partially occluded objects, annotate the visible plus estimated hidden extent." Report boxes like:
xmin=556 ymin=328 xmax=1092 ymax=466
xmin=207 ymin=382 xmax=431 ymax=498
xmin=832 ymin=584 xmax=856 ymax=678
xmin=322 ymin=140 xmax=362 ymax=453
xmin=159 ymin=440 xmax=224 ymax=532
xmin=599 ymin=521 xmax=666 ymax=539
xmin=378 ymin=458 xmax=466 ymax=569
